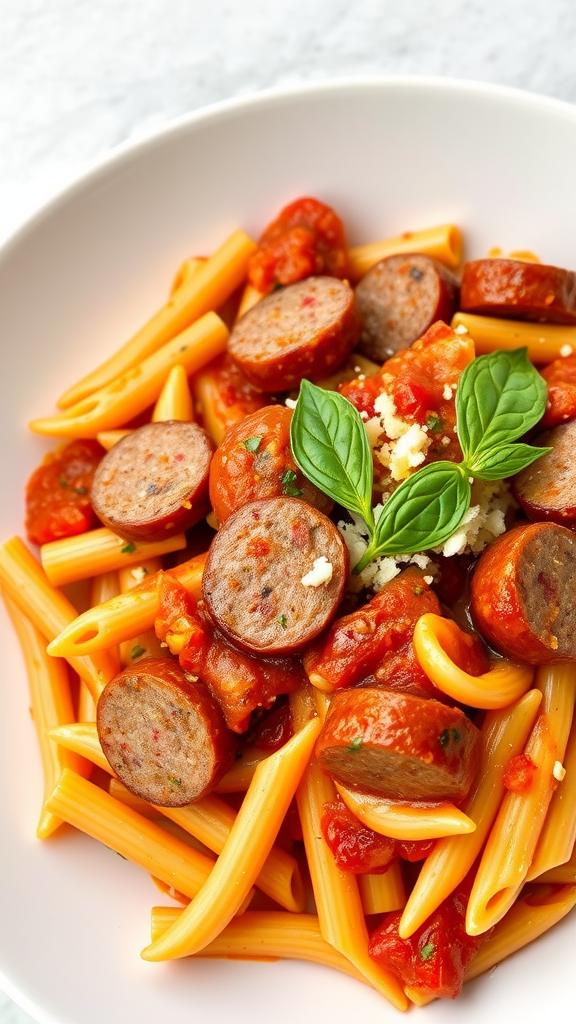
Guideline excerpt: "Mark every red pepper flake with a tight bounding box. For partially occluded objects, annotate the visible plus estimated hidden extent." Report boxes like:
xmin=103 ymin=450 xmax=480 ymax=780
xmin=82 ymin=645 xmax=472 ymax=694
xmin=174 ymin=453 xmax=185 ymax=461
xmin=301 ymin=295 xmax=316 ymax=307
xmin=152 ymin=728 xmax=160 ymax=743
xmin=502 ymin=753 xmax=538 ymax=794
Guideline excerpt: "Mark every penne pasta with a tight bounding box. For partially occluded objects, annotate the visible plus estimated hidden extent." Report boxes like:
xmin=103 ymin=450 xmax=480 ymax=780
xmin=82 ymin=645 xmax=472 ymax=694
xmin=289 ymin=686 xmax=409 ymax=1011
xmin=49 ymin=721 xmax=111 ymax=772
xmin=536 ymin=843 xmax=576 ymax=884
xmin=41 ymin=529 xmax=186 ymax=587
xmin=46 ymin=552 xmax=206 ymax=658
xmin=466 ymin=664 xmax=576 ymax=935
xmin=151 ymin=364 xmax=195 ymax=422
xmin=348 ymin=223 xmax=462 ymax=281
xmin=3 ymin=593 xmax=91 ymax=838
xmin=109 ymin=778 xmax=159 ymax=818
xmin=30 ymin=312 xmax=229 ymax=438
xmin=451 ymin=312 xmax=576 ymax=364
xmin=96 ymin=429 xmax=132 ymax=450
xmin=336 ymin=783 xmax=476 ymax=841
xmin=117 ymin=558 xmax=165 ymax=666
xmin=235 ymin=283 xmax=266 ymax=321
xmin=169 ymin=256 xmax=208 ymax=298
xmin=214 ymin=745 xmax=270 ymax=793
xmin=45 ymin=769 xmax=218 ymax=900
xmin=0 ymin=536 xmax=117 ymax=700
xmin=398 ymin=689 xmax=542 ymax=938
xmin=526 ymin=714 xmax=576 ymax=881
xmin=358 ymin=863 xmax=406 ymax=916
xmin=140 ymin=717 xmax=321 ymax=963
xmin=57 ymin=231 xmax=255 ymax=408
xmin=150 ymin=909 xmax=367 ymax=982
xmin=412 ymin=613 xmax=533 ymax=709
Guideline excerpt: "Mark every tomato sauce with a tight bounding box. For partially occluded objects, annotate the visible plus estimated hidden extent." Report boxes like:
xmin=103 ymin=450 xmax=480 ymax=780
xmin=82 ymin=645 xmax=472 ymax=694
xmin=247 ymin=196 xmax=349 ymax=293
xmin=321 ymin=799 xmax=435 ymax=873
xmin=25 ymin=439 xmax=104 ymax=545
xmin=541 ymin=354 xmax=576 ymax=427
xmin=502 ymin=752 xmax=539 ymax=794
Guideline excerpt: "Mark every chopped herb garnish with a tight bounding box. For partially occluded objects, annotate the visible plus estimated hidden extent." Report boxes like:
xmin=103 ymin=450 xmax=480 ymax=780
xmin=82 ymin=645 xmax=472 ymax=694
xmin=413 ymin=585 xmax=424 ymax=596
xmin=439 ymin=729 xmax=450 ymax=748
xmin=242 ymin=435 xmax=263 ymax=453
xmin=121 ymin=542 xmax=136 ymax=554
xmin=73 ymin=485 xmax=88 ymax=495
xmin=59 ymin=477 xmax=69 ymax=488
xmin=348 ymin=737 xmax=363 ymax=752
xmin=452 ymin=728 xmax=461 ymax=743
xmin=426 ymin=414 xmax=444 ymax=433
xmin=420 ymin=942 xmax=436 ymax=961
xmin=131 ymin=645 xmax=146 ymax=659
xmin=277 ymin=614 xmax=288 ymax=629
xmin=281 ymin=468 xmax=303 ymax=497
xmin=169 ymin=777 xmax=182 ymax=786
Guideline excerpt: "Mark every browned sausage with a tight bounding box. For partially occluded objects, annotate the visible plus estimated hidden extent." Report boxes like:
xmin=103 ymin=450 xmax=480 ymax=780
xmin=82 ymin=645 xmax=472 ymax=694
xmin=209 ymin=405 xmax=333 ymax=524
xmin=228 ymin=276 xmax=362 ymax=392
xmin=91 ymin=421 xmax=215 ymax=542
xmin=97 ymin=657 xmax=236 ymax=806
xmin=202 ymin=496 xmax=348 ymax=655
xmin=512 ymin=419 xmax=576 ymax=525
xmin=460 ymin=258 xmax=576 ymax=324
xmin=354 ymin=253 xmax=458 ymax=362
xmin=315 ymin=688 xmax=479 ymax=803
xmin=470 ymin=522 xmax=576 ymax=664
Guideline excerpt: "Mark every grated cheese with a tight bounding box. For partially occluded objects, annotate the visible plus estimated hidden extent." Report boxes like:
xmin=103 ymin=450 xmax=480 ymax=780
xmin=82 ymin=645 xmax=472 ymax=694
xmin=560 ymin=344 xmax=573 ymax=357
xmin=337 ymin=511 xmax=436 ymax=593
xmin=434 ymin=480 xmax=516 ymax=558
xmin=301 ymin=556 xmax=333 ymax=588
xmin=285 ymin=397 xmax=297 ymax=409
xmin=553 ymin=760 xmax=566 ymax=782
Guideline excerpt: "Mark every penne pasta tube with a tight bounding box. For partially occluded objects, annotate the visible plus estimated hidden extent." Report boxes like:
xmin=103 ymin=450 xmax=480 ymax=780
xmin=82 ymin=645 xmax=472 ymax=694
xmin=45 ymin=769 xmax=217 ymax=899
xmin=88 ymin=571 xmax=122 ymax=683
xmin=358 ymin=863 xmax=406 ymax=916
xmin=412 ymin=613 xmax=533 ymax=709
xmin=140 ymin=718 xmax=321 ymax=963
xmin=150 ymin=909 xmax=366 ymax=982
xmin=0 ymin=536 xmax=117 ymax=700
xmin=151 ymin=364 xmax=195 ymax=422
xmin=51 ymin=723 xmax=301 ymax=911
xmin=57 ymin=231 xmax=255 ymax=408
xmin=30 ymin=312 xmax=229 ymax=438
xmin=96 ymin=429 xmax=132 ymax=450
xmin=117 ymin=558 xmax=165 ymax=666
xmin=398 ymin=689 xmax=542 ymax=938
xmin=336 ymin=783 xmax=476 ymax=841
xmin=235 ymin=283 xmax=266 ymax=321
xmin=3 ymin=593 xmax=91 ymax=838
xmin=348 ymin=223 xmax=462 ymax=281
xmin=109 ymin=778 xmax=159 ymax=818
xmin=466 ymin=663 xmax=576 ymax=935
xmin=451 ymin=312 xmax=576 ymax=364
xmin=536 ymin=843 xmax=576 ymax=884
xmin=214 ymin=745 xmax=270 ymax=793
xmin=46 ymin=552 xmax=206 ymax=658
xmin=526 ymin=714 xmax=576 ymax=881
xmin=41 ymin=529 xmax=186 ymax=587
xmin=169 ymin=256 xmax=207 ymax=298
xmin=290 ymin=686 xmax=409 ymax=1011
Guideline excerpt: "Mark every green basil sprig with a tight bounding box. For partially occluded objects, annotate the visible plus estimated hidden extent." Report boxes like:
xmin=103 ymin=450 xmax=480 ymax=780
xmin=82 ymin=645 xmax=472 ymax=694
xmin=289 ymin=348 xmax=551 ymax=572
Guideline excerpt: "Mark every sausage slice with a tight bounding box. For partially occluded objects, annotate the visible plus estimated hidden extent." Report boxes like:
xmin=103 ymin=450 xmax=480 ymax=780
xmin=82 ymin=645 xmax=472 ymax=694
xmin=228 ymin=276 xmax=362 ymax=392
xmin=202 ymin=496 xmax=348 ymax=655
xmin=512 ymin=419 xmax=576 ymax=525
xmin=97 ymin=658 xmax=235 ymax=806
xmin=315 ymin=688 xmax=479 ymax=803
xmin=460 ymin=258 xmax=576 ymax=324
xmin=209 ymin=405 xmax=332 ymax=524
xmin=354 ymin=253 xmax=458 ymax=362
xmin=470 ymin=522 xmax=576 ymax=664
xmin=91 ymin=421 xmax=215 ymax=542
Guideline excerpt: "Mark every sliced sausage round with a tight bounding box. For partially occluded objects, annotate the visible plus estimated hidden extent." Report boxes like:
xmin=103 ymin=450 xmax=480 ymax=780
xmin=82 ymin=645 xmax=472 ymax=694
xmin=512 ymin=419 xmax=576 ymax=525
xmin=354 ymin=253 xmax=458 ymax=362
xmin=91 ymin=421 xmax=215 ymax=542
xmin=315 ymin=688 xmax=479 ymax=803
xmin=209 ymin=405 xmax=333 ymax=524
xmin=202 ymin=496 xmax=348 ymax=655
xmin=97 ymin=657 xmax=236 ymax=806
xmin=228 ymin=276 xmax=362 ymax=392
xmin=470 ymin=522 xmax=576 ymax=664
xmin=460 ymin=258 xmax=576 ymax=324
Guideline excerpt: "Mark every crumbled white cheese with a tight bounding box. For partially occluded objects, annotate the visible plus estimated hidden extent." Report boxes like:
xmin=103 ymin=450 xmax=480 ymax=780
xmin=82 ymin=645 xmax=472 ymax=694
xmin=360 ymin=410 xmax=369 ymax=421
xmin=423 ymin=575 xmax=434 ymax=585
xmin=354 ymin=365 xmax=362 ymax=373
xmin=553 ymin=760 xmax=566 ymax=782
xmin=301 ymin=556 xmax=333 ymax=588
xmin=285 ymin=397 xmax=297 ymax=409
xmin=373 ymin=391 xmax=410 ymax=440
xmin=560 ymin=344 xmax=574 ymax=357
xmin=443 ymin=384 xmax=454 ymax=400
xmin=387 ymin=422 xmax=431 ymax=480
xmin=441 ymin=435 xmax=451 ymax=446
xmin=364 ymin=415 xmax=384 ymax=446
xmin=434 ymin=480 xmax=516 ymax=558
xmin=357 ymin=373 xmax=366 ymax=381
xmin=454 ymin=324 xmax=469 ymax=335
xmin=337 ymin=512 xmax=436 ymax=593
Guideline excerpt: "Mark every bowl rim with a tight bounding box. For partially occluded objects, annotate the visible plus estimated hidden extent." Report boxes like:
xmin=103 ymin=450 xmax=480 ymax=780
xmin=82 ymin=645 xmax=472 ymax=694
xmin=2 ymin=74 xmax=576 ymax=261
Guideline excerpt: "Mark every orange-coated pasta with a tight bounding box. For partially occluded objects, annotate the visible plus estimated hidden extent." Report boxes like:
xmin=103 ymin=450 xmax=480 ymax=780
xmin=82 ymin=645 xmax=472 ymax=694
xmin=41 ymin=528 xmax=186 ymax=587
xmin=336 ymin=783 xmax=476 ymax=841
xmin=151 ymin=364 xmax=195 ymax=422
xmin=348 ymin=223 xmax=462 ymax=281
xmin=358 ymin=864 xmax=406 ymax=916
xmin=527 ymin=714 xmax=576 ymax=881
xmin=117 ymin=558 xmax=165 ymax=667
xmin=451 ymin=312 xmax=576 ymax=363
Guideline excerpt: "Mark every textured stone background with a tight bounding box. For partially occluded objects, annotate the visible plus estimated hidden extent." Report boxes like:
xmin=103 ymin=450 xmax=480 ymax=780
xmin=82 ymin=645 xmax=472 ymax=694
xmin=1 ymin=0 xmax=575 ymax=1019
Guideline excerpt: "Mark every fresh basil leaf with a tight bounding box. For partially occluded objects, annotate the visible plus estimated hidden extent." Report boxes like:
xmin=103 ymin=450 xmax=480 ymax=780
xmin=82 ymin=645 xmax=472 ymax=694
xmin=467 ymin=441 xmax=552 ymax=480
xmin=354 ymin=462 xmax=470 ymax=571
xmin=456 ymin=348 xmax=547 ymax=461
xmin=290 ymin=380 xmax=375 ymax=531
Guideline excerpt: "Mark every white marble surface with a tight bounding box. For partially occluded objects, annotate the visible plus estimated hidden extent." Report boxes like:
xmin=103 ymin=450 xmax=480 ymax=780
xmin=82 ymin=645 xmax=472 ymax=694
xmin=1 ymin=1 xmax=575 ymax=1021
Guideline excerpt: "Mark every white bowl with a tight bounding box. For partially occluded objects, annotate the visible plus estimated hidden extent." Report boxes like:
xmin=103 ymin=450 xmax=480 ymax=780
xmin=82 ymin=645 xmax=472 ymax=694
xmin=1 ymin=78 xmax=575 ymax=1024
